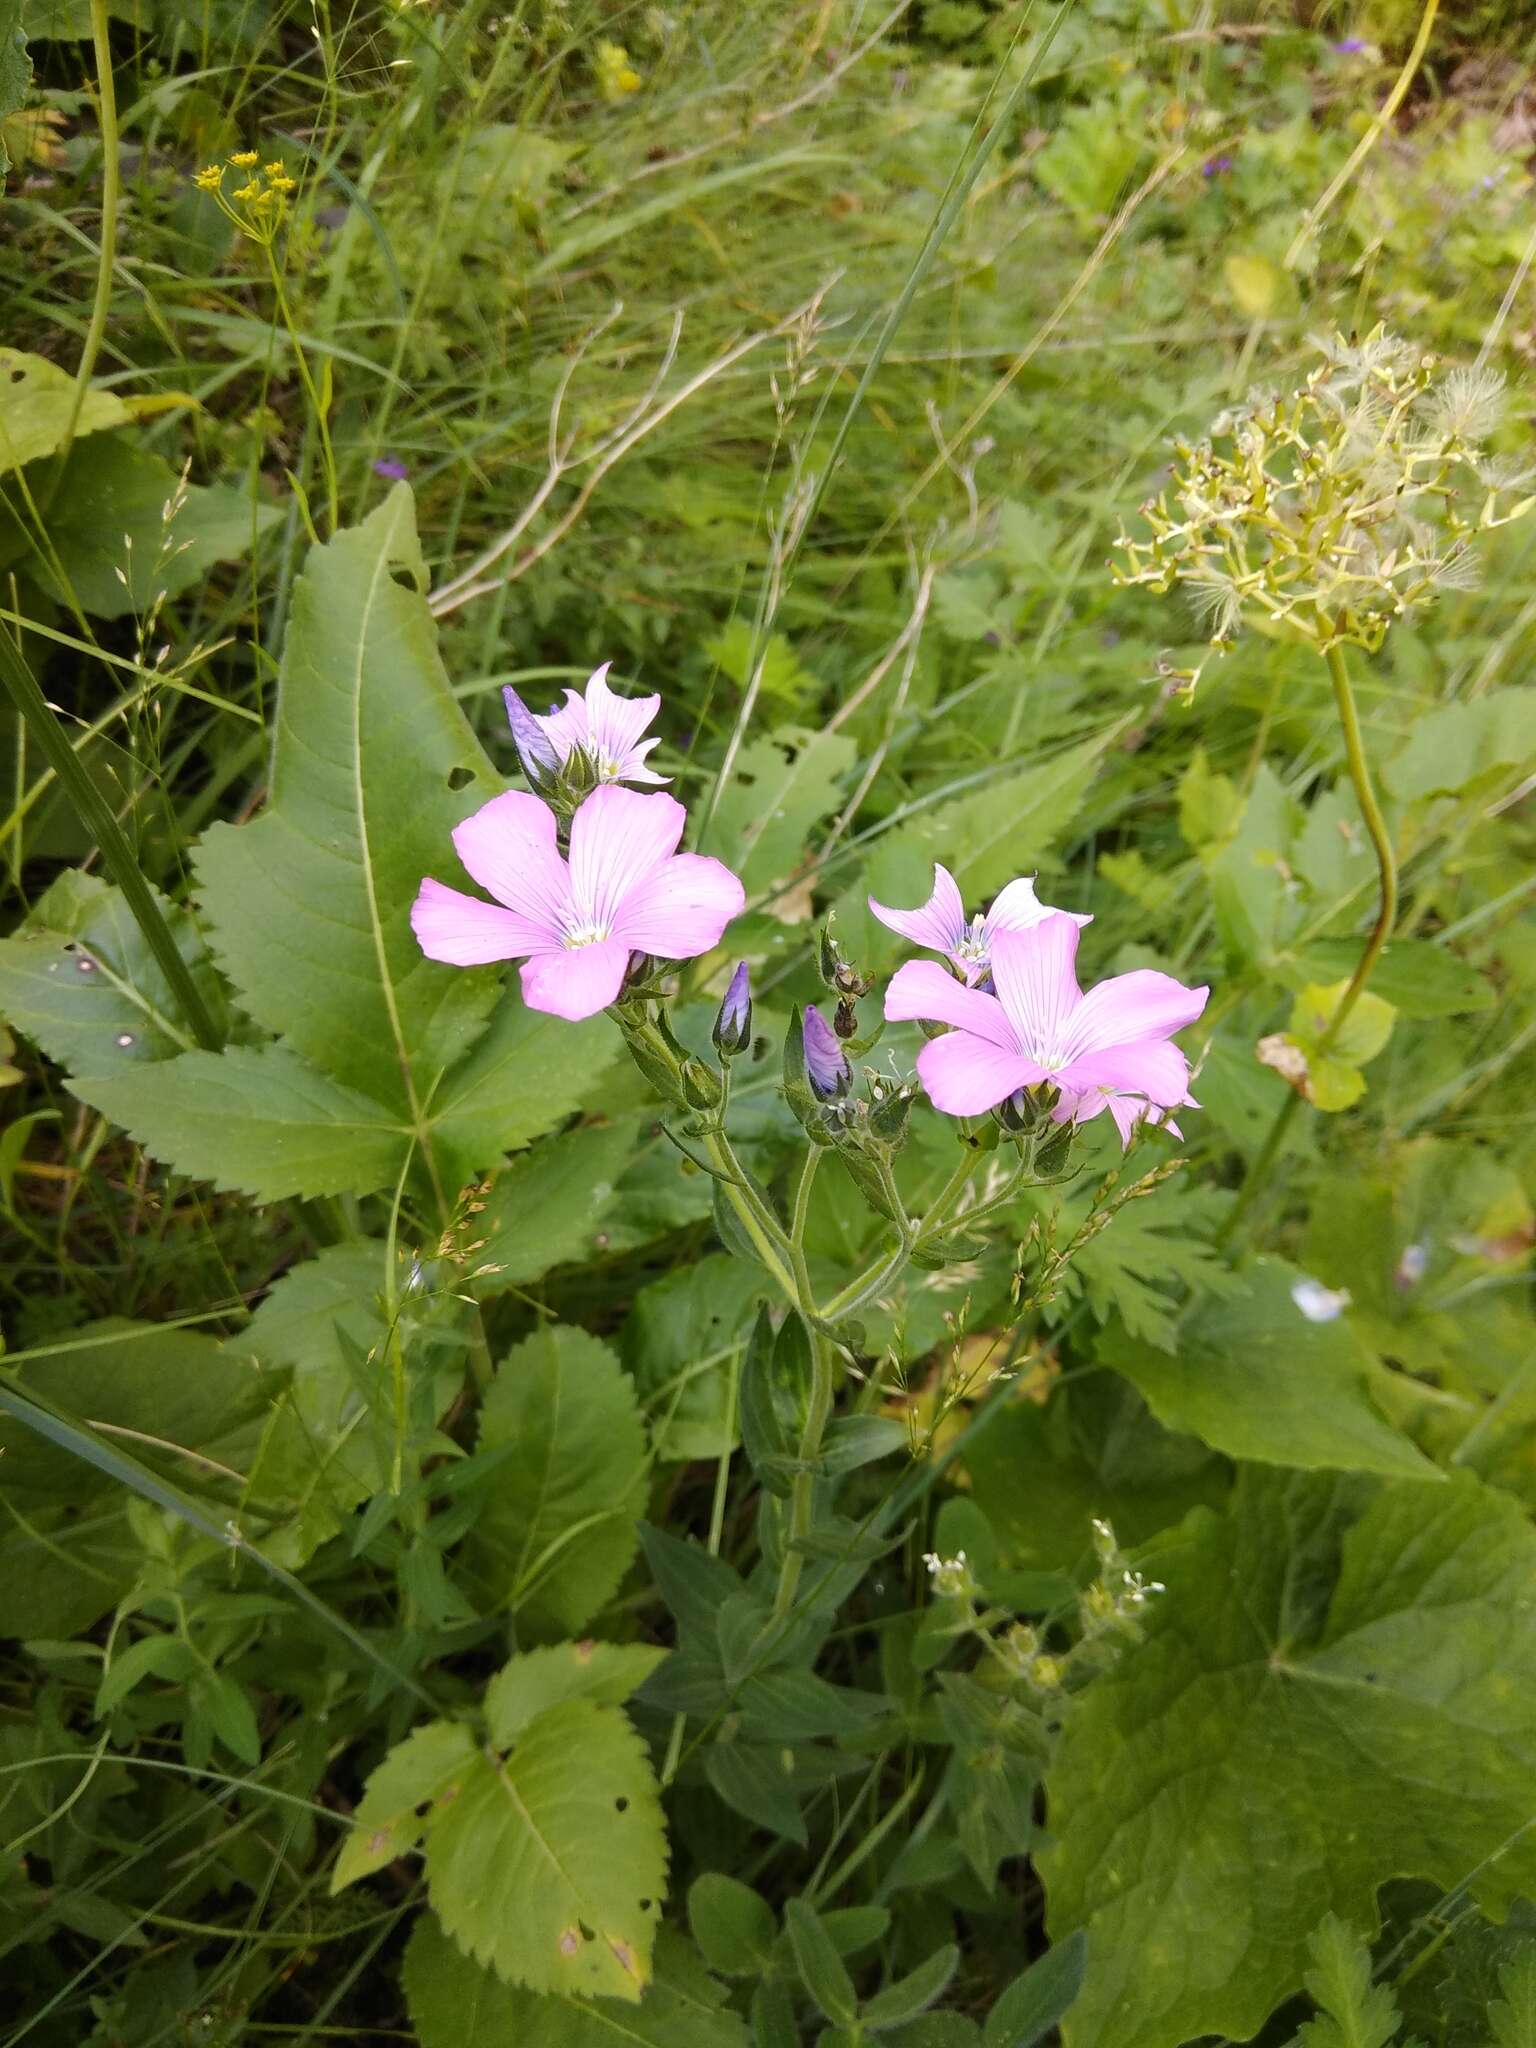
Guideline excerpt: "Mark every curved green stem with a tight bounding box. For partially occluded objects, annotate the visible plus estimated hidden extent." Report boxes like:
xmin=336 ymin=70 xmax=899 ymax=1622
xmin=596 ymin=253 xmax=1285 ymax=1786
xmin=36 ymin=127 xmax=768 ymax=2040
xmin=1219 ymin=640 xmax=1399 ymax=1246
xmin=703 ymin=1127 xmax=797 ymax=1299
xmin=772 ymin=1316 xmax=837 ymax=1622
xmin=59 ymin=0 xmax=120 ymax=465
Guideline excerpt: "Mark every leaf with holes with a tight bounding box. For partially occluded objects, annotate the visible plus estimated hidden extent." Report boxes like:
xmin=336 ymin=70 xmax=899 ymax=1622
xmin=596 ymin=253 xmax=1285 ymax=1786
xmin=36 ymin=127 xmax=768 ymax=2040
xmin=331 ymin=1718 xmax=478 ymax=1892
xmin=404 ymin=1914 xmax=745 ymax=2047
xmin=193 ymin=488 xmax=502 ymax=1137
xmin=1043 ymin=1468 xmax=1536 ymax=2048
xmin=425 ymin=1698 xmax=667 ymax=2001
xmin=471 ymin=1325 xmax=648 ymax=1634
xmin=0 ymin=870 xmax=226 ymax=1074
xmin=0 ymin=347 xmax=133 ymax=472
xmin=73 ymin=1044 xmax=409 ymax=1201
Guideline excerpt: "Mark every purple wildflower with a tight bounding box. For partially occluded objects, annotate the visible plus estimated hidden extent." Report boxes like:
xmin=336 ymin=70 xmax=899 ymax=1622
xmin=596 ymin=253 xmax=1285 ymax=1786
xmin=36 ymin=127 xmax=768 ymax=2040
xmin=885 ymin=915 xmax=1207 ymax=1148
xmin=868 ymin=863 xmax=1090 ymax=987
xmin=501 ymin=686 xmax=562 ymax=789
xmin=714 ymin=961 xmax=753 ymax=1056
xmin=373 ymin=457 xmax=409 ymax=481
xmin=411 ymin=786 xmax=744 ymax=1021
xmin=1202 ymin=155 xmax=1234 ymax=177
xmin=1334 ymin=36 xmax=1368 ymax=54
xmin=803 ymin=1006 xmax=851 ymax=1099
xmin=510 ymin=662 xmax=668 ymax=787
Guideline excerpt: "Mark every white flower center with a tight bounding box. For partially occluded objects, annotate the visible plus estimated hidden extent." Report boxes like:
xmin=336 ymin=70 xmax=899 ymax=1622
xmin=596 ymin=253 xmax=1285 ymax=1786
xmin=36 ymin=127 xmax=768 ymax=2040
xmin=562 ymin=919 xmax=611 ymax=950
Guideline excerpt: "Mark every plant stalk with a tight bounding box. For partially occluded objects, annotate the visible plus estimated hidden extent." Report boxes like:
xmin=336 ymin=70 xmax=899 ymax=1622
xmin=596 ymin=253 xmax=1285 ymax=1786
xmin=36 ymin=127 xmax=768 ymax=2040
xmin=59 ymin=0 xmax=121 ymax=465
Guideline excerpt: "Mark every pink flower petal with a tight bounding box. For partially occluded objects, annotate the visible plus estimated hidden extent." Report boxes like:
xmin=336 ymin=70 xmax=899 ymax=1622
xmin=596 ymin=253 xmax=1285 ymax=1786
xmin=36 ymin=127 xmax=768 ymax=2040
xmin=411 ymin=879 xmax=534 ymax=966
xmin=1060 ymin=1038 xmax=1192 ymax=1108
xmin=986 ymin=875 xmax=1092 ymax=935
xmin=915 ymin=1031 xmax=1045 ymax=1115
xmin=539 ymin=690 xmax=589 ymax=761
xmin=584 ymin=663 xmax=663 ymax=769
xmin=611 ymin=852 xmax=744 ymax=958
xmin=987 ymin=918 xmax=1084 ymax=1060
xmin=869 ymin=863 xmax=967 ymax=956
xmin=1061 ymin=969 xmax=1209 ymax=1063
xmin=450 ymin=790 xmax=569 ymax=940
xmin=885 ymin=960 xmax=1018 ymax=1050
xmin=569 ymin=787 xmax=687 ymax=931
xmin=520 ymin=938 xmax=632 ymax=1020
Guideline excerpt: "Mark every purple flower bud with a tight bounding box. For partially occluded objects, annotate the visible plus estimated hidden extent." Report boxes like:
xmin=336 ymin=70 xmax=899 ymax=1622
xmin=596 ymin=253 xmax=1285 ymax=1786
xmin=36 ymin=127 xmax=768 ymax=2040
xmin=1202 ymin=154 xmax=1234 ymax=177
xmin=372 ymin=457 xmax=409 ymax=481
xmin=502 ymin=685 xmax=561 ymax=788
xmin=1334 ymin=37 xmax=1368 ymax=54
xmin=803 ymin=1005 xmax=851 ymax=1100
xmin=713 ymin=961 xmax=752 ymax=1056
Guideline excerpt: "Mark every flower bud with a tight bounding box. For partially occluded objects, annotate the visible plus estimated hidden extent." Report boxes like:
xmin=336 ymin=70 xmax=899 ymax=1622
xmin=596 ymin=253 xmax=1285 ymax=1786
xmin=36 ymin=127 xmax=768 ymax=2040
xmin=802 ymin=1006 xmax=851 ymax=1100
xmin=713 ymin=962 xmax=752 ymax=1057
xmin=502 ymin=686 xmax=561 ymax=790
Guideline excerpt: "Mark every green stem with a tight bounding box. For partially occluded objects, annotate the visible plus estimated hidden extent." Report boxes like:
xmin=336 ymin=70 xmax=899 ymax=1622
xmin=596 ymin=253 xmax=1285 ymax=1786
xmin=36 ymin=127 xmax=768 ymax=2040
xmin=772 ymin=1314 xmax=837 ymax=1623
xmin=59 ymin=0 xmax=121 ymax=465
xmin=0 ymin=630 xmax=222 ymax=1051
xmin=702 ymin=1128 xmax=797 ymax=1299
xmin=1219 ymin=639 xmax=1399 ymax=1246
xmin=265 ymin=243 xmax=341 ymax=536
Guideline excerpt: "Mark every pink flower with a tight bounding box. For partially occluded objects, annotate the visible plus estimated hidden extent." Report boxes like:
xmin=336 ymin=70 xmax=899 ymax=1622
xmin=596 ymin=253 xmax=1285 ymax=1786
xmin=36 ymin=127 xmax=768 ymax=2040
xmin=886 ymin=914 xmax=1208 ymax=1147
xmin=869 ymin=863 xmax=1090 ymax=986
xmin=508 ymin=662 xmax=668 ymax=787
xmin=411 ymin=786 xmax=744 ymax=1021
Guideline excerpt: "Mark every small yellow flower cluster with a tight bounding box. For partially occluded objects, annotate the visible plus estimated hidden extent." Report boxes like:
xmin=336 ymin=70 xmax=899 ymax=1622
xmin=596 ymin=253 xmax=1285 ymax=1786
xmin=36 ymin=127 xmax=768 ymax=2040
xmin=191 ymin=149 xmax=298 ymax=243
xmin=1116 ymin=326 xmax=1536 ymax=689
xmin=594 ymin=39 xmax=642 ymax=103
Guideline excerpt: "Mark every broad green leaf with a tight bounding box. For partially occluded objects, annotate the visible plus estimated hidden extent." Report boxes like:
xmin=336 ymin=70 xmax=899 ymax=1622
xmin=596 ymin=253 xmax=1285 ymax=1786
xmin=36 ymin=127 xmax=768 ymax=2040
xmin=0 ymin=437 xmax=281 ymax=616
xmin=1 ymin=5 xmax=29 ymax=180
xmin=20 ymin=0 xmax=150 ymax=33
xmin=983 ymin=1932 xmax=1088 ymax=2048
xmin=1043 ymin=1468 xmax=1536 ymax=2048
xmin=1386 ymin=689 xmax=1536 ymax=800
xmin=623 ymin=1255 xmax=768 ymax=1462
xmin=1492 ymin=1953 xmax=1536 ymax=2048
xmin=862 ymin=1945 xmax=959 ymax=2031
xmin=404 ymin=1914 xmax=747 ymax=2048
xmin=471 ymin=1115 xmax=637 ymax=1295
xmin=194 ymin=488 xmax=502 ymax=1128
xmin=688 ymin=1874 xmax=777 ymax=1978
xmin=426 ymin=1698 xmax=666 ymax=2001
xmin=485 ymin=1641 xmax=668 ymax=1745
xmin=73 ymin=1043 xmax=409 ymax=1201
xmin=331 ymin=1718 xmax=477 ymax=1892
xmin=0 ymin=1501 xmax=141 ymax=1639
xmin=473 ymin=1325 xmax=648 ymax=1634
xmin=1206 ymin=763 xmax=1302 ymax=968
xmin=1290 ymin=982 xmax=1396 ymax=1067
xmin=0 ymin=347 xmax=132 ymax=472
xmin=784 ymin=1899 xmax=857 ymax=2026
xmin=0 ymin=870 xmax=225 ymax=1073
xmin=1099 ymin=1260 xmax=1439 ymax=1479
xmin=705 ymin=723 xmax=857 ymax=902
xmin=1287 ymin=938 xmax=1493 ymax=1018
xmin=427 ymin=993 xmax=622 ymax=1190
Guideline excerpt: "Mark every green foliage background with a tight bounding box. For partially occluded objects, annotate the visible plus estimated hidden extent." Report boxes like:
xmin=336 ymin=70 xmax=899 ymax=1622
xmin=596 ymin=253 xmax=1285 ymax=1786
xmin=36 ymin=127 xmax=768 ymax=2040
xmin=0 ymin=1 xmax=1534 ymax=2043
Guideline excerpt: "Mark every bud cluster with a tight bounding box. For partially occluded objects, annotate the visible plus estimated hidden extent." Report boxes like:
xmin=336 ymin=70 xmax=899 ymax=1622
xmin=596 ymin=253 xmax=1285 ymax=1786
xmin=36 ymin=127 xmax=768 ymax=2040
xmin=1116 ymin=327 xmax=1534 ymax=687
xmin=192 ymin=150 xmax=297 ymax=245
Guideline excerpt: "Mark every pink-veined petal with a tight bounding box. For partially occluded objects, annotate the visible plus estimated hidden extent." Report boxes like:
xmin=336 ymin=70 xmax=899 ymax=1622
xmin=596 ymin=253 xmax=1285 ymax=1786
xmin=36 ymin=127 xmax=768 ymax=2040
xmin=1059 ymin=969 xmax=1209 ymax=1064
xmin=568 ymin=786 xmax=686 ymax=931
xmin=984 ymin=875 xmax=1091 ymax=935
xmin=987 ymin=917 xmax=1084 ymax=1061
xmin=869 ymin=863 xmax=968 ymax=956
xmin=1059 ymin=1039 xmax=1192 ymax=1108
xmin=450 ymin=790 xmax=570 ymax=939
xmin=610 ymin=852 xmax=745 ymax=959
xmin=583 ymin=663 xmax=662 ymax=769
xmin=915 ymin=1032 xmax=1045 ymax=1116
xmin=885 ymin=960 xmax=1018 ymax=1050
xmin=519 ymin=938 xmax=632 ymax=1020
xmin=412 ymin=879 xmax=533 ymax=966
xmin=538 ymin=689 xmax=590 ymax=761
xmin=618 ymin=736 xmax=670 ymax=785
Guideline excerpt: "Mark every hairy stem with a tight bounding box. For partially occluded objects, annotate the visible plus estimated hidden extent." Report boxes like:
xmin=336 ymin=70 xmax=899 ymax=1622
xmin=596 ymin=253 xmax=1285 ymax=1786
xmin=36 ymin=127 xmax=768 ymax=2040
xmin=59 ymin=0 xmax=121 ymax=465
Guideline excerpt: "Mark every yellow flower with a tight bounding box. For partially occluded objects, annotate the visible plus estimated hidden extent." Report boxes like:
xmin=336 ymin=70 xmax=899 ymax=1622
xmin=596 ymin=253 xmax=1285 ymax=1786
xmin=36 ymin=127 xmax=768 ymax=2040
xmin=263 ymin=160 xmax=286 ymax=178
xmin=229 ymin=149 xmax=259 ymax=167
xmin=193 ymin=163 xmax=224 ymax=191
xmin=594 ymin=40 xmax=642 ymax=103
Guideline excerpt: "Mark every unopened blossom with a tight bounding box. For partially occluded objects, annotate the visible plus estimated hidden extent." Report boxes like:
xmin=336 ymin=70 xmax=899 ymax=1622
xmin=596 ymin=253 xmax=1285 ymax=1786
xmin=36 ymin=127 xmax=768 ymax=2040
xmin=503 ymin=662 xmax=667 ymax=788
xmin=869 ymin=863 xmax=1090 ymax=986
xmin=713 ymin=962 xmax=752 ymax=1056
xmin=803 ymin=1006 xmax=851 ymax=1099
xmin=886 ymin=915 xmax=1207 ymax=1147
xmin=411 ymin=786 xmax=743 ymax=1021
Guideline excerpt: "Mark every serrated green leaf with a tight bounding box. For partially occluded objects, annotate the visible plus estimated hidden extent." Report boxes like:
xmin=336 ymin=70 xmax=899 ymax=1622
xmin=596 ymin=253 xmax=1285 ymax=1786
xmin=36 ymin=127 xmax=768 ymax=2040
xmin=193 ymin=488 xmax=502 ymax=1131
xmin=471 ymin=1116 xmax=637 ymax=1295
xmin=404 ymin=1914 xmax=746 ymax=2047
xmin=473 ymin=1324 xmax=648 ymax=1634
xmin=689 ymin=1874 xmax=777 ymax=1978
xmin=1492 ymin=1951 xmax=1536 ymax=2048
xmin=0 ymin=347 xmax=132 ymax=472
xmin=426 ymin=1698 xmax=667 ymax=2001
xmin=0 ymin=8 xmax=30 ymax=182
xmin=427 ymin=992 xmax=622 ymax=1188
xmin=331 ymin=1718 xmax=478 ymax=1892
xmin=705 ymin=723 xmax=857 ymax=903
xmin=72 ymin=1043 xmax=409 ymax=1201
xmin=1386 ymin=689 xmax=1536 ymax=801
xmin=0 ymin=436 xmax=281 ymax=616
xmin=1295 ymin=1915 xmax=1401 ymax=2048
xmin=1099 ymin=1260 xmax=1439 ymax=1479
xmin=485 ymin=1641 xmax=668 ymax=1745
xmin=1043 ymin=1469 xmax=1536 ymax=2048
xmin=0 ymin=870 xmax=225 ymax=1073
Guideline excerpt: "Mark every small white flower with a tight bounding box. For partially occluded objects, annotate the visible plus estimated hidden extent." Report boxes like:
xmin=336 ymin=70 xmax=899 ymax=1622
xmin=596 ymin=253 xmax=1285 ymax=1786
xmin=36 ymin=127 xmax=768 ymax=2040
xmin=1291 ymin=1275 xmax=1352 ymax=1323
